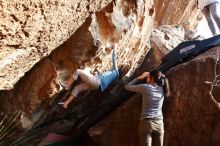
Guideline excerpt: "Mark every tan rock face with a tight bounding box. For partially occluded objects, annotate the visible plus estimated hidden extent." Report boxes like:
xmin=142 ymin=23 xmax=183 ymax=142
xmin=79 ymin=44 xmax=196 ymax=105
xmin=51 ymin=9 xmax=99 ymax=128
xmin=86 ymin=0 xmax=154 ymax=75
xmin=0 ymin=0 xmax=112 ymax=90
xmin=154 ymin=0 xmax=202 ymax=30
xmin=150 ymin=25 xmax=187 ymax=54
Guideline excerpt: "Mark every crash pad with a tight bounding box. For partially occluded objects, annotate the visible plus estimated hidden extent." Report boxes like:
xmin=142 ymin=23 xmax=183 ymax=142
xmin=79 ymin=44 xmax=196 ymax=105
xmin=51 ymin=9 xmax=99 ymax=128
xmin=38 ymin=133 xmax=68 ymax=146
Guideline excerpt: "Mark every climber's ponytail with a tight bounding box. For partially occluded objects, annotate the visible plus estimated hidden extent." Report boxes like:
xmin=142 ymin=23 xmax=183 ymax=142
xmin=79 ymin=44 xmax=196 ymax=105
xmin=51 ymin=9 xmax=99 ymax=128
xmin=163 ymin=77 xmax=170 ymax=98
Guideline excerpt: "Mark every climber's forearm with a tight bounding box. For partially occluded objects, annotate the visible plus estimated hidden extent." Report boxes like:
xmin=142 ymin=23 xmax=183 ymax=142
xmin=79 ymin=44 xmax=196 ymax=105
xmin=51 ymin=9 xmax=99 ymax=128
xmin=66 ymin=94 xmax=75 ymax=103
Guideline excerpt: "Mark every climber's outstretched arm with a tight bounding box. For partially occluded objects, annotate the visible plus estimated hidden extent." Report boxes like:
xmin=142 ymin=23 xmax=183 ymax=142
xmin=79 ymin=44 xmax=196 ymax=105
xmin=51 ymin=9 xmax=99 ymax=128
xmin=125 ymin=72 xmax=149 ymax=93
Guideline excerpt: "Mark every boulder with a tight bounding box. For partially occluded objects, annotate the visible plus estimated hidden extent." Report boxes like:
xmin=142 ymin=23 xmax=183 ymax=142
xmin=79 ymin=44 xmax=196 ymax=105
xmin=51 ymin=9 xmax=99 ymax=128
xmin=164 ymin=46 xmax=220 ymax=146
xmin=0 ymin=0 xmax=112 ymax=90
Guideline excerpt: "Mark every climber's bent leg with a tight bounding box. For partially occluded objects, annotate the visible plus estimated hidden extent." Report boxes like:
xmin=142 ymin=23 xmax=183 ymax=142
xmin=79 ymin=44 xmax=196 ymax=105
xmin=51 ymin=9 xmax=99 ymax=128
xmin=73 ymin=69 xmax=100 ymax=88
xmin=71 ymin=83 xmax=93 ymax=97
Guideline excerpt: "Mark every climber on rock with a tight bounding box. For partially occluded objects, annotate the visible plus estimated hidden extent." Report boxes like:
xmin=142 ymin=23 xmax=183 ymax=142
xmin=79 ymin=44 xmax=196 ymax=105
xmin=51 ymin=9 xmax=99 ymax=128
xmin=125 ymin=70 xmax=170 ymax=146
xmin=59 ymin=42 xmax=130 ymax=109
xmin=196 ymin=0 xmax=220 ymax=36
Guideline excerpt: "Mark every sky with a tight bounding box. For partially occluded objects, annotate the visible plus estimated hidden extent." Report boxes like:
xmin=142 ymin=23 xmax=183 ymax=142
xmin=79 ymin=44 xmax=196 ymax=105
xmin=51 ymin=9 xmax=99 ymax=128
xmin=196 ymin=16 xmax=219 ymax=38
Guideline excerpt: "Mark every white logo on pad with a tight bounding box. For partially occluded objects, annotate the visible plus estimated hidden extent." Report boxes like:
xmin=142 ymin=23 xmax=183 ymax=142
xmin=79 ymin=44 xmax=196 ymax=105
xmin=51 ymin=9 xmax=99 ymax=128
xmin=180 ymin=44 xmax=196 ymax=54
